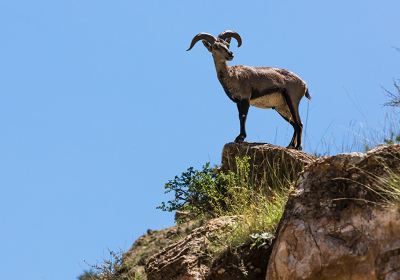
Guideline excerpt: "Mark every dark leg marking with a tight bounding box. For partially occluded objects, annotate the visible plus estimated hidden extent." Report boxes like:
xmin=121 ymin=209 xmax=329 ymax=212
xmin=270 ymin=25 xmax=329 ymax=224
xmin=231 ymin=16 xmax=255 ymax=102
xmin=276 ymin=110 xmax=297 ymax=148
xmin=281 ymin=89 xmax=303 ymax=150
xmin=234 ymin=99 xmax=250 ymax=143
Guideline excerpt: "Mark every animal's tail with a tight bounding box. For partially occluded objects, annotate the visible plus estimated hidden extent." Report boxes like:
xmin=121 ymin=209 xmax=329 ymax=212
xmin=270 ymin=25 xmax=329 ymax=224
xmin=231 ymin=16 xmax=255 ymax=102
xmin=305 ymin=88 xmax=311 ymax=100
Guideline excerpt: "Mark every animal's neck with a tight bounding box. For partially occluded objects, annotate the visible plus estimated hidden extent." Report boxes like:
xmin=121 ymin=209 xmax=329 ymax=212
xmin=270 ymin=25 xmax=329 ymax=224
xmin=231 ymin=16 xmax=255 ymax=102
xmin=213 ymin=58 xmax=230 ymax=85
xmin=212 ymin=57 xmax=239 ymax=102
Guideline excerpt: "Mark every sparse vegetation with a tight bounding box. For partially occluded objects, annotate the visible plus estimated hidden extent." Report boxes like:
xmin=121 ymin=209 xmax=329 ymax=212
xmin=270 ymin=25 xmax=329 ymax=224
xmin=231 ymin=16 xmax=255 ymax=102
xmin=380 ymin=168 xmax=400 ymax=203
xmin=331 ymin=152 xmax=400 ymax=208
xmin=358 ymin=161 xmax=400 ymax=205
xmin=80 ymin=155 xmax=296 ymax=279
xmin=78 ymin=270 xmax=99 ymax=280
xmin=384 ymin=79 xmax=400 ymax=108
xmin=78 ymin=251 xmax=143 ymax=280
xmin=372 ymin=174 xmax=400 ymax=204
xmin=159 ymin=156 xmax=294 ymax=253
xmin=383 ymin=131 xmax=400 ymax=145
xmin=211 ymin=156 xmax=291 ymax=249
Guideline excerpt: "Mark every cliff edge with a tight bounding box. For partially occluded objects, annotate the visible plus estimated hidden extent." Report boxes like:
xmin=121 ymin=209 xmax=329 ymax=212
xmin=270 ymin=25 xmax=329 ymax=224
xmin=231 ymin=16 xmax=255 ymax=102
xmin=83 ymin=143 xmax=400 ymax=280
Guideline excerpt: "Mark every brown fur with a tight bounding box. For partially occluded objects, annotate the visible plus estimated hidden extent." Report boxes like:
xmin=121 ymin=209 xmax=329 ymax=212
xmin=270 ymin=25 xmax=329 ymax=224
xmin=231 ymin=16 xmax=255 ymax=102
xmin=188 ymin=31 xmax=310 ymax=149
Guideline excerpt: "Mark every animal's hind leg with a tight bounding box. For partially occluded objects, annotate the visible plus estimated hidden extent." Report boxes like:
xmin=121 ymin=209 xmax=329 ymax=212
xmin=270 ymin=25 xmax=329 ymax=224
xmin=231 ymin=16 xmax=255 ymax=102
xmin=290 ymin=99 xmax=304 ymax=150
xmin=281 ymin=90 xmax=303 ymax=150
xmin=275 ymin=106 xmax=297 ymax=148
xmin=294 ymin=118 xmax=303 ymax=150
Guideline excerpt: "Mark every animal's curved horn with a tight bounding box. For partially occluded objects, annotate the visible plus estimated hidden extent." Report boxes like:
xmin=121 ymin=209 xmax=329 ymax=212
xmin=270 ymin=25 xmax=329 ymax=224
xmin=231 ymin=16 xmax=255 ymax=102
xmin=186 ymin=33 xmax=216 ymax=51
xmin=218 ymin=30 xmax=242 ymax=47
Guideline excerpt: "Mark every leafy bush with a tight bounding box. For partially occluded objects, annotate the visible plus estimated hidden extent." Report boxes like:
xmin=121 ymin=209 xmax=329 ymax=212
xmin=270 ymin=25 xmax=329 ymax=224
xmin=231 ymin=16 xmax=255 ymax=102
xmin=157 ymin=162 xmax=228 ymax=220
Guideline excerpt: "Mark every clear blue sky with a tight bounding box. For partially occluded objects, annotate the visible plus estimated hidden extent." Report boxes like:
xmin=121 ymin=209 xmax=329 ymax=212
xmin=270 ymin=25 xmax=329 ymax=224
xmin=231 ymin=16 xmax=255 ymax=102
xmin=0 ymin=1 xmax=399 ymax=279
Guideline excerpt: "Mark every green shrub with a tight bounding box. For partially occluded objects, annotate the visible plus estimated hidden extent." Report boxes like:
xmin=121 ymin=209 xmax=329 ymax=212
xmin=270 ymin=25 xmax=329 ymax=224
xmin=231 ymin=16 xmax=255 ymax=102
xmin=159 ymin=156 xmax=294 ymax=250
xmin=157 ymin=162 xmax=228 ymax=220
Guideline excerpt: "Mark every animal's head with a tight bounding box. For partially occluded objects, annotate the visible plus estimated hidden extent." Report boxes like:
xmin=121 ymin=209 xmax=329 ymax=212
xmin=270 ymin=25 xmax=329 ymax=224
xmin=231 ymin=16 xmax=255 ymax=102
xmin=187 ymin=30 xmax=242 ymax=62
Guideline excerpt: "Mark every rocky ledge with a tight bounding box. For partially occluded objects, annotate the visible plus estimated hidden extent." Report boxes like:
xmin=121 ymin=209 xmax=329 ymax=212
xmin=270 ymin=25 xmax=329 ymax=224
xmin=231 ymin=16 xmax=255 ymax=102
xmin=221 ymin=142 xmax=316 ymax=187
xmin=116 ymin=143 xmax=400 ymax=280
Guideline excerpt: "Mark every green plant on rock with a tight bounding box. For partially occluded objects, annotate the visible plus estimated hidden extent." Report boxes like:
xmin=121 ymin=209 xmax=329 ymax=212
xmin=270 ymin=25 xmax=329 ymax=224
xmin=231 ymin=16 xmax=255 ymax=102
xmin=159 ymin=156 xmax=294 ymax=251
xmin=384 ymin=79 xmax=400 ymax=108
xmin=361 ymin=163 xmax=400 ymax=204
xmin=383 ymin=132 xmax=400 ymax=145
xmin=250 ymin=232 xmax=275 ymax=249
xmin=157 ymin=162 xmax=228 ymax=220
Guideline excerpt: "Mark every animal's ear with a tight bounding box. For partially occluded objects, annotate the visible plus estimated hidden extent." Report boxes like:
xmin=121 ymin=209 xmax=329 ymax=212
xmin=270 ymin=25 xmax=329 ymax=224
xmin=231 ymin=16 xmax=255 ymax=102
xmin=202 ymin=40 xmax=212 ymax=52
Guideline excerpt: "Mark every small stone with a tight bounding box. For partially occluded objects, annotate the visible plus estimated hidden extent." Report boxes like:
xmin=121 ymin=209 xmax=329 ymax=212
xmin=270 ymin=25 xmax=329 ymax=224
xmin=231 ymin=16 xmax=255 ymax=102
xmin=217 ymin=268 xmax=225 ymax=274
xmin=254 ymin=268 xmax=262 ymax=274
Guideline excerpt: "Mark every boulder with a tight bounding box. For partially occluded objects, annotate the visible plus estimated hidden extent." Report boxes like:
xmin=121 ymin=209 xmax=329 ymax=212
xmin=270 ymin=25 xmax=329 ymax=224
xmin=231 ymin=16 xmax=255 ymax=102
xmin=267 ymin=144 xmax=400 ymax=280
xmin=221 ymin=142 xmax=316 ymax=188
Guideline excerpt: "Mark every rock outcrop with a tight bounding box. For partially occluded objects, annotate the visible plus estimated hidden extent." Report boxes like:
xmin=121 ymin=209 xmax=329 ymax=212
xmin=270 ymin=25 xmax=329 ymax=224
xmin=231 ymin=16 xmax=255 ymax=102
xmin=143 ymin=143 xmax=316 ymax=280
xmin=99 ymin=143 xmax=400 ymax=280
xmin=267 ymin=144 xmax=400 ymax=280
xmin=206 ymin=239 xmax=273 ymax=280
xmin=145 ymin=217 xmax=235 ymax=280
xmin=116 ymin=220 xmax=204 ymax=278
xmin=221 ymin=142 xmax=316 ymax=187
xmin=145 ymin=216 xmax=274 ymax=280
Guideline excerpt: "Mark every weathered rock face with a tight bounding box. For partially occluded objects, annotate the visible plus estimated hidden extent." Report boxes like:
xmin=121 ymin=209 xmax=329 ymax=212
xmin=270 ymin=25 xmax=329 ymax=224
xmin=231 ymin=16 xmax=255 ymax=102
xmin=267 ymin=145 xmax=400 ymax=280
xmin=221 ymin=142 xmax=316 ymax=188
xmin=145 ymin=216 xmax=274 ymax=280
xmin=116 ymin=220 xmax=204 ymax=279
xmin=206 ymin=240 xmax=273 ymax=280
xmin=145 ymin=217 xmax=235 ymax=280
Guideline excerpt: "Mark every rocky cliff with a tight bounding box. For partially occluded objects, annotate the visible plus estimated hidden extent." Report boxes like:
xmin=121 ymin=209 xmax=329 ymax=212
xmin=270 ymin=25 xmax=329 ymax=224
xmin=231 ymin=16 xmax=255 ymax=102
xmin=267 ymin=145 xmax=400 ymax=280
xmin=90 ymin=143 xmax=400 ymax=280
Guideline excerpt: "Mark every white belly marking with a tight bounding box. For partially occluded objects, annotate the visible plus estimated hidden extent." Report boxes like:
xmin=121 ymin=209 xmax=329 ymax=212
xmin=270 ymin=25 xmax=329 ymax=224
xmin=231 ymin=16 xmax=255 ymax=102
xmin=250 ymin=92 xmax=285 ymax=109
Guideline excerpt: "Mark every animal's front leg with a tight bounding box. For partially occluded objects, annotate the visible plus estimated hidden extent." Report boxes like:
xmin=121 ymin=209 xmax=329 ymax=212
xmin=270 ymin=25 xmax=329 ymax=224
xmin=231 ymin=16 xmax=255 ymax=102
xmin=234 ymin=100 xmax=250 ymax=143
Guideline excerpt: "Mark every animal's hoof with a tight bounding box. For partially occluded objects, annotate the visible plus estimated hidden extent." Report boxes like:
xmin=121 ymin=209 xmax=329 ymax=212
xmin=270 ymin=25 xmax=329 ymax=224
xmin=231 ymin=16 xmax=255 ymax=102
xmin=286 ymin=145 xmax=295 ymax=149
xmin=296 ymin=146 xmax=303 ymax=151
